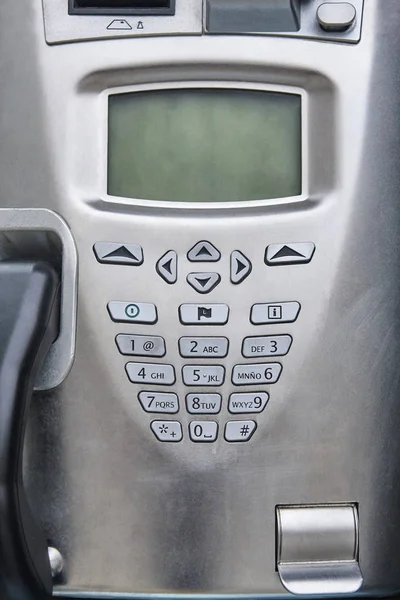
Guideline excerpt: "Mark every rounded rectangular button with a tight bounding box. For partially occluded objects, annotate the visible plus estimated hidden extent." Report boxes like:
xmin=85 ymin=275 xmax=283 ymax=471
xmin=179 ymin=337 xmax=229 ymax=358
xmin=94 ymin=242 xmax=143 ymax=265
xmin=126 ymin=362 xmax=175 ymax=385
xmin=242 ymin=335 xmax=292 ymax=358
xmin=139 ymin=392 xmax=179 ymax=414
xmin=179 ymin=304 xmax=229 ymax=325
xmin=116 ymin=334 xmax=166 ymax=357
xmin=186 ymin=393 xmax=222 ymax=414
xmin=232 ymin=363 xmax=282 ymax=385
xmin=225 ymin=420 xmax=257 ymax=442
xmin=151 ymin=421 xmax=182 ymax=442
xmin=189 ymin=421 xmax=218 ymax=442
xmin=182 ymin=365 xmax=225 ymax=386
xmin=250 ymin=302 xmax=300 ymax=325
xmin=108 ymin=301 xmax=157 ymax=324
xmin=229 ymin=392 xmax=269 ymax=414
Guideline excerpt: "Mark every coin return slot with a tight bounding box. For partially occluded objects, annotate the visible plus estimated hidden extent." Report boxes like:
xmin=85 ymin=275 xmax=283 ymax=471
xmin=276 ymin=504 xmax=363 ymax=595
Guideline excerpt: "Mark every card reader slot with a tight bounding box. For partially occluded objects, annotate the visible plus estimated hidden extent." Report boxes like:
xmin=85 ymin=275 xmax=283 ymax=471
xmin=69 ymin=0 xmax=175 ymax=15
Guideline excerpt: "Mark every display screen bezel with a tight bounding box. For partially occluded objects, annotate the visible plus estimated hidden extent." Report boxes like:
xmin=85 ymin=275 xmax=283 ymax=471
xmin=102 ymin=81 xmax=308 ymax=210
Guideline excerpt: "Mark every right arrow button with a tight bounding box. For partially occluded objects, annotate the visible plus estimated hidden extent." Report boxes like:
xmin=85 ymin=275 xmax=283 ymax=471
xmin=230 ymin=250 xmax=252 ymax=284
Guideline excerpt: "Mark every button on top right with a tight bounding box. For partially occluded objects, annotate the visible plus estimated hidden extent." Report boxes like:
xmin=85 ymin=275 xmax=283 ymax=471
xmin=265 ymin=242 xmax=315 ymax=266
xmin=317 ymin=3 xmax=356 ymax=32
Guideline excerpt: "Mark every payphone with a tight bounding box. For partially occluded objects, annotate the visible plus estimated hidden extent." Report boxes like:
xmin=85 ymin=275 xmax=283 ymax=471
xmin=1 ymin=0 xmax=400 ymax=598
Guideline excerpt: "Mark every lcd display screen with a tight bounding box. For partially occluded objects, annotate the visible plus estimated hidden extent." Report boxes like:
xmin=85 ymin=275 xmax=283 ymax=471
xmin=108 ymin=89 xmax=302 ymax=203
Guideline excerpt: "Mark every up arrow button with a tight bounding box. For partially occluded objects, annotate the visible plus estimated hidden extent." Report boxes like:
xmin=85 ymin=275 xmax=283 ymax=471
xmin=187 ymin=272 xmax=221 ymax=294
xmin=187 ymin=241 xmax=221 ymax=262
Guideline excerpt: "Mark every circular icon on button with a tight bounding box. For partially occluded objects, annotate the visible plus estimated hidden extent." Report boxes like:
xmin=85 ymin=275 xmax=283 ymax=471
xmin=125 ymin=303 xmax=140 ymax=319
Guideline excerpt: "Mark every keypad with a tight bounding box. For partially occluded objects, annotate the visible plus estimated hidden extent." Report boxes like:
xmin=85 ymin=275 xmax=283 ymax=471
xmin=151 ymin=421 xmax=183 ymax=442
xmin=228 ymin=392 xmax=269 ymax=414
xmin=182 ymin=365 xmax=225 ymax=386
xmin=139 ymin=392 xmax=179 ymax=414
xmin=189 ymin=421 xmax=219 ymax=442
xmin=116 ymin=334 xmax=166 ymax=357
xmin=186 ymin=393 xmax=222 ymax=414
xmin=101 ymin=238 xmax=314 ymax=444
xmin=232 ymin=363 xmax=282 ymax=385
xmin=179 ymin=337 xmax=229 ymax=358
xmin=242 ymin=335 xmax=292 ymax=358
xmin=225 ymin=421 xmax=257 ymax=442
xmin=126 ymin=362 xmax=176 ymax=385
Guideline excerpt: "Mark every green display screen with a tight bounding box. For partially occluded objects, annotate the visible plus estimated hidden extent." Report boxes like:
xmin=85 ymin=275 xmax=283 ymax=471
xmin=108 ymin=89 xmax=302 ymax=203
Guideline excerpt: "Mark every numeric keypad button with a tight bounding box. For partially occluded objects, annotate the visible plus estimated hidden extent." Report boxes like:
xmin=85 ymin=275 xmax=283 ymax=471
xmin=151 ymin=421 xmax=182 ymax=442
xmin=179 ymin=337 xmax=229 ymax=358
xmin=225 ymin=421 xmax=257 ymax=442
xmin=108 ymin=301 xmax=157 ymax=324
xmin=126 ymin=362 xmax=176 ymax=385
xmin=229 ymin=392 xmax=269 ymax=414
xmin=232 ymin=363 xmax=282 ymax=385
xmin=182 ymin=365 xmax=225 ymax=386
xmin=189 ymin=421 xmax=218 ymax=442
xmin=116 ymin=334 xmax=166 ymax=357
xmin=250 ymin=302 xmax=300 ymax=325
xmin=186 ymin=393 xmax=222 ymax=414
xmin=242 ymin=335 xmax=292 ymax=358
xmin=139 ymin=392 xmax=179 ymax=414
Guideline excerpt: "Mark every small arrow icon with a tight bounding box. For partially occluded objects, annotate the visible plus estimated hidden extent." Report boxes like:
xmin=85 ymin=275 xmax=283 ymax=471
xmin=235 ymin=259 xmax=247 ymax=274
xmin=270 ymin=245 xmax=306 ymax=260
xmin=230 ymin=251 xmax=251 ymax=284
xmin=196 ymin=246 xmax=212 ymax=257
xmin=187 ymin=272 xmax=221 ymax=294
xmin=137 ymin=21 xmax=144 ymax=29
xmin=196 ymin=276 xmax=212 ymax=288
xmin=156 ymin=250 xmax=177 ymax=284
xmin=104 ymin=246 xmax=140 ymax=261
xmin=162 ymin=259 xmax=173 ymax=275
xmin=188 ymin=241 xmax=220 ymax=262
xmin=107 ymin=19 xmax=132 ymax=30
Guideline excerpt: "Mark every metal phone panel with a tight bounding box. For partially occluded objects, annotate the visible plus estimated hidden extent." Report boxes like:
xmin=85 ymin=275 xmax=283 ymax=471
xmin=1 ymin=0 xmax=400 ymax=597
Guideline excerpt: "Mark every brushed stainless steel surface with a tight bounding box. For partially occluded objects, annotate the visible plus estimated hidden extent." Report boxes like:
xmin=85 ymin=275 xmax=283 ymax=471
xmin=0 ymin=0 xmax=399 ymax=596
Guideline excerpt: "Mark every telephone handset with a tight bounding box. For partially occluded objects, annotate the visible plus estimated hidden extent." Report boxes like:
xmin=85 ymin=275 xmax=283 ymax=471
xmin=0 ymin=262 xmax=60 ymax=600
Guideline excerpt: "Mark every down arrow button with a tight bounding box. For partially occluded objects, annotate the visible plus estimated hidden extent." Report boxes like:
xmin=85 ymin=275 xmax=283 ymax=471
xmin=187 ymin=272 xmax=221 ymax=294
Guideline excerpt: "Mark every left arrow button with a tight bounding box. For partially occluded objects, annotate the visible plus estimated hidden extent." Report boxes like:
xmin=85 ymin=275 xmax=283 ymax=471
xmin=156 ymin=250 xmax=178 ymax=284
